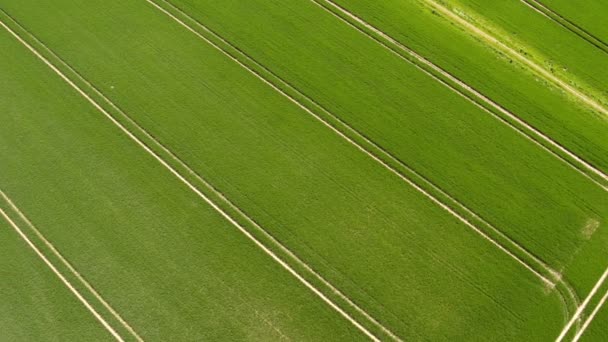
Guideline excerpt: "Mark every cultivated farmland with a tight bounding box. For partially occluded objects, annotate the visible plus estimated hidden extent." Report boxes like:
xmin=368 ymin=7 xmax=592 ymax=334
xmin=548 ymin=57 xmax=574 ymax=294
xmin=0 ymin=0 xmax=606 ymax=341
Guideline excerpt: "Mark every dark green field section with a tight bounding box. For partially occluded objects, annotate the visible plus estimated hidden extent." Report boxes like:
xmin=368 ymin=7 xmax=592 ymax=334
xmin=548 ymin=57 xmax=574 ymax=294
xmin=535 ymin=0 xmax=608 ymax=50
xmin=0 ymin=218 xmax=111 ymax=341
xmin=448 ymin=0 xmax=608 ymax=101
xmin=0 ymin=1 xmax=587 ymax=340
xmin=326 ymin=0 xmax=608 ymax=175
xmin=0 ymin=30 xmax=366 ymax=341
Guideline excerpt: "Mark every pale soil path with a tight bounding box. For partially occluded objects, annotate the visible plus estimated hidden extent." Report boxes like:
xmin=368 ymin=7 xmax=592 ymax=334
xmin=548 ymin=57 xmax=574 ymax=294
xmin=0 ymin=207 xmax=123 ymax=342
xmin=0 ymin=17 xmax=383 ymax=342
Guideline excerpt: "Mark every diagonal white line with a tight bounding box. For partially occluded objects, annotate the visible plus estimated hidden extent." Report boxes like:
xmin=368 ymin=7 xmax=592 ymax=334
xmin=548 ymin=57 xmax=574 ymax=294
xmin=556 ymin=266 xmax=608 ymax=341
xmin=145 ymin=0 xmax=554 ymax=286
xmin=0 ymin=190 xmax=144 ymax=342
xmin=0 ymin=18 xmax=382 ymax=342
xmin=572 ymin=286 xmax=608 ymax=341
xmin=0 ymin=208 xmax=124 ymax=342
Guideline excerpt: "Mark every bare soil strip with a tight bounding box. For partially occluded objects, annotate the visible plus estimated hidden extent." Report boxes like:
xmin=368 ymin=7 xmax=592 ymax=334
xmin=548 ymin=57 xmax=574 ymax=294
xmin=520 ymin=0 xmax=608 ymax=54
xmin=313 ymin=0 xmax=608 ymax=190
xmin=573 ymin=286 xmax=608 ymax=341
xmin=0 ymin=190 xmax=143 ymax=342
xmin=556 ymin=266 xmax=608 ymax=341
xmin=422 ymin=0 xmax=608 ymax=117
xmin=0 ymin=207 xmax=123 ymax=342
xmin=0 ymin=17 xmax=383 ymax=342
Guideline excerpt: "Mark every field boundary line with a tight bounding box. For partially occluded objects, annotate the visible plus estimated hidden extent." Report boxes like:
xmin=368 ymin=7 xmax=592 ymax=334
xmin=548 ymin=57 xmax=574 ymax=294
xmin=146 ymin=0 xmax=572 ymax=288
xmin=572 ymin=285 xmax=608 ymax=341
xmin=0 ymin=16 xmax=385 ymax=342
xmin=310 ymin=0 xmax=608 ymax=190
xmin=556 ymin=266 xmax=608 ymax=341
xmin=0 ymin=190 xmax=143 ymax=342
xmin=520 ymin=0 xmax=608 ymax=55
xmin=0 ymin=207 xmax=123 ymax=342
xmin=419 ymin=0 xmax=608 ymax=117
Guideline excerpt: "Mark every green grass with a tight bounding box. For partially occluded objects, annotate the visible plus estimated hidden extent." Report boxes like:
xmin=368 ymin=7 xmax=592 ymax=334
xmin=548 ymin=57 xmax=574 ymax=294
xmin=0 ymin=0 xmax=606 ymax=340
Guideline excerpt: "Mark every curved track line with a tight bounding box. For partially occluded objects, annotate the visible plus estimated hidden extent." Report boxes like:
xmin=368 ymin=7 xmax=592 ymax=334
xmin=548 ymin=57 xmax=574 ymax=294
xmin=146 ymin=0 xmax=556 ymax=286
xmin=0 ymin=207 xmax=124 ymax=342
xmin=572 ymin=286 xmax=608 ymax=341
xmin=520 ymin=0 xmax=608 ymax=54
xmin=312 ymin=0 xmax=608 ymax=191
xmin=421 ymin=0 xmax=608 ymax=117
xmin=556 ymin=266 xmax=608 ymax=341
xmin=0 ymin=18 xmax=382 ymax=342
xmin=0 ymin=191 xmax=143 ymax=342
xmin=556 ymin=280 xmax=583 ymax=334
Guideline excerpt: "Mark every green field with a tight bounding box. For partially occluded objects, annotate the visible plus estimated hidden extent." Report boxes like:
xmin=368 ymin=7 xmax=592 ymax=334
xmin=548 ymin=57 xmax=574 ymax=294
xmin=0 ymin=0 xmax=606 ymax=341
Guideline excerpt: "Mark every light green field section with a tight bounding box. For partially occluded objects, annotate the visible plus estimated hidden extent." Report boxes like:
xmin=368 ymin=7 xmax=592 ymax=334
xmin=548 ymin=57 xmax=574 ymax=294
xmin=0 ymin=30 xmax=366 ymax=341
xmin=541 ymin=0 xmax=608 ymax=45
xmin=0 ymin=1 xmax=571 ymax=340
xmin=0 ymin=218 xmax=111 ymax=341
xmin=447 ymin=0 xmax=608 ymax=101
xmin=38 ymin=0 xmax=608 ymax=270
xmin=328 ymin=0 xmax=608 ymax=175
